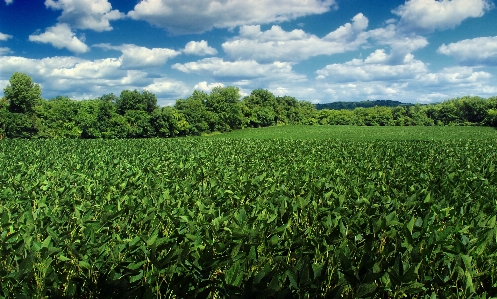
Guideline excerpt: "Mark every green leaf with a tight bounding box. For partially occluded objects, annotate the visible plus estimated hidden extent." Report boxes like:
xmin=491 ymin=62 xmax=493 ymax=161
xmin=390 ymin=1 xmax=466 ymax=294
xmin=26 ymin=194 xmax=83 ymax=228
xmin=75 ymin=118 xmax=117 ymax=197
xmin=312 ymin=263 xmax=324 ymax=279
xmin=285 ymin=270 xmax=298 ymax=289
xmin=465 ymin=271 xmax=475 ymax=293
xmin=79 ymin=260 xmax=91 ymax=269
xmin=407 ymin=215 xmax=415 ymax=234
xmin=146 ymin=232 xmax=158 ymax=246
xmin=58 ymin=255 xmax=71 ymax=262
xmin=424 ymin=192 xmax=431 ymax=203
xmin=42 ymin=236 xmax=51 ymax=248
xmin=339 ymin=220 xmax=347 ymax=238
xmin=355 ymin=283 xmax=376 ymax=297
xmin=127 ymin=260 xmax=146 ymax=270
xmin=129 ymin=270 xmax=143 ymax=283
xmin=129 ymin=236 xmax=141 ymax=247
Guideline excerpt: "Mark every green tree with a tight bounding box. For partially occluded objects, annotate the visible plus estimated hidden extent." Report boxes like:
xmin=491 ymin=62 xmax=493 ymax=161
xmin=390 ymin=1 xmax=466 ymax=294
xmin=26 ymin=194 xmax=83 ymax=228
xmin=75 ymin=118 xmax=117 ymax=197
xmin=77 ymin=99 xmax=104 ymax=138
xmin=116 ymin=90 xmax=142 ymax=114
xmin=175 ymin=91 xmax=210 ymax=135
xmin=142 ymin=90 xmax=158 ymax=114
xmin=4 ymin=72 xmax=42 ymax=114
xmin=297 ymin=101 xmax=318 ymax=125
xmin=2 ymin=112 xmax=38 ymax=138
xmin=484 ymin=109 xmax=497 ymax=127
xmin=242 ymin=89 xmax=278 ymax=127
xmin=150 ymin=107 xmax=189 ymax=137
xmin=205 ymin=86 xmax=243 ymax=131
xmin=124 ymin=110 xmax=153 ymax=138
xmin=115 ymin=90 xmax=157 ymax=115
xmin=36 ymin=96 xmax=81 ymax=138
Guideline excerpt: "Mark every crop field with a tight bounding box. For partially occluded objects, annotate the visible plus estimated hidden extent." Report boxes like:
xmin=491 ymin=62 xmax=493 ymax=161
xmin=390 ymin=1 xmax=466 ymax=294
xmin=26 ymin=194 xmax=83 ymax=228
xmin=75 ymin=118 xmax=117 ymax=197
xmin=1 ymin=127 xmax=497 ymax=298
xmin=206 ymin=125 xmax=497 ymax=140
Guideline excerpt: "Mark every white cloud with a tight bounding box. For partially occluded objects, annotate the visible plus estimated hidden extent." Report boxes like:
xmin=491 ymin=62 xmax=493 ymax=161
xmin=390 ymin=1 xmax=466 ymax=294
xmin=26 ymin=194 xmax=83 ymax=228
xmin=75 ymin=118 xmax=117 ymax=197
xmin=438 ymin=36 xmax=497 ymax=66
xmin=144 ymin=78 xmax=191 ymax=100
xmin=128 ymin=0 xmax=336 ymax=34
xmin=45 ymin=0 xmax=124 ymax=32
xmin=316 ymin=52 xmax=428 ymax=82
xmin=366 ymin=24 xmax=428 ymax=62
xmin=0 ymin=47 xmax=12 ymax=55
xmin=313 ymin=49 xmax=495 ymax=103
xmin=393 ymin=0 xmax=493 ymax=32
xmin=324 ymin=13 xmax=369 ymax=40
xmin=194 ymin=81 xmax=225 ymax=92
xmin=95 ymin=43 xmax=181 ymax=69
xmin=416 ymin=66 xmax=492 ymax=86
xmin=4 ymin=0 xmax=13 ymax=5
xmin=50 ymin=58 xmax=122 ymax=79
xmin=0 ymin=55 xmax=188 ymax=102
xmin=183 ymin=40 xmax=218 ymax=56
xmin=0 ymin=32 xmax=13 ymax=41
xmin=223 ymin=14 xmax=369 ymax=62
xmin=29 ymin=23 xmax=89 ymax=53
xmin=172 ymin=58 xmax=306 ymax=82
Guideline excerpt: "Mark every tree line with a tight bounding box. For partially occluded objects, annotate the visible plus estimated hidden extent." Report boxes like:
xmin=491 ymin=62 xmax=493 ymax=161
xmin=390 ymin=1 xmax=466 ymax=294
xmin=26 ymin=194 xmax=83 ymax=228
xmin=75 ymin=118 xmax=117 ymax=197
xmin=1 ymin=72 xmax=497 ymax=139
xmin=315 ymin=100 xmax=411 ymax=110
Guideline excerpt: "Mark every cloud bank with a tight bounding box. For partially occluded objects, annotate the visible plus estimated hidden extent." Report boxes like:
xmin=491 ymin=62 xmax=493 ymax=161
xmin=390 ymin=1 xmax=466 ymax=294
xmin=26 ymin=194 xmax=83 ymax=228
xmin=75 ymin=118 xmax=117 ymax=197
xmin=127 ymin=0 xmax=336 ymax=34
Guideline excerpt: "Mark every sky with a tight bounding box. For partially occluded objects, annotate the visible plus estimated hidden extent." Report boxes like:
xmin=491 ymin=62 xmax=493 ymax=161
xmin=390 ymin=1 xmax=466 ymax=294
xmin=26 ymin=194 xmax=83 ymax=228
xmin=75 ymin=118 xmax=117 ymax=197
xmin=1 ymin=0 xmax=497 ymax=106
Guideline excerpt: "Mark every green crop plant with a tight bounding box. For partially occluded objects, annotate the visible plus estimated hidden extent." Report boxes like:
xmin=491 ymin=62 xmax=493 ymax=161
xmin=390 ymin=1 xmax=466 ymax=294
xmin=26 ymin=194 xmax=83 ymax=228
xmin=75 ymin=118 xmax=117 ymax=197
xmin=1 ymin=138 xmax=496 ymax=298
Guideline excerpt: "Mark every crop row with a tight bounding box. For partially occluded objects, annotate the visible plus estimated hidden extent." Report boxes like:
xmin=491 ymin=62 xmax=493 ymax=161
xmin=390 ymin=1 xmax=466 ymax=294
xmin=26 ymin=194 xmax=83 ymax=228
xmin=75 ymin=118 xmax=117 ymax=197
xmin=1 ymin=139 xmax=496 ymax=298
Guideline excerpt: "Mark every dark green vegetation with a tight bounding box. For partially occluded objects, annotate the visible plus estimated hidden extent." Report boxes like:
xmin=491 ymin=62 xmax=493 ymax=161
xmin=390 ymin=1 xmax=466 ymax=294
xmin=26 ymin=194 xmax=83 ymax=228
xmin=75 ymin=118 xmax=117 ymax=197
xmin=1 ymin=73 xmax=497 ymax=139
xmin=315 ymin=100 xmax=411 ymax=110
xmin=207 ymin=125 xmax=497 ymax=141
xmin=1 ymin=136 xmax=497 ymax=298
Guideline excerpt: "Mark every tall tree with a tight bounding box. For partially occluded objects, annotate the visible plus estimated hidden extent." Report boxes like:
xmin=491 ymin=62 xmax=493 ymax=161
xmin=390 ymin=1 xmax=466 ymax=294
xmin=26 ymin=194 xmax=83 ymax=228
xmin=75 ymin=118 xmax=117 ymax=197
xmin=116 ymin=90 xmax=145 ymax=115
xmin=206 ymin=86 xmax=243 ymax=131
xmin=4 ymin=72 xmax=42 ymax=114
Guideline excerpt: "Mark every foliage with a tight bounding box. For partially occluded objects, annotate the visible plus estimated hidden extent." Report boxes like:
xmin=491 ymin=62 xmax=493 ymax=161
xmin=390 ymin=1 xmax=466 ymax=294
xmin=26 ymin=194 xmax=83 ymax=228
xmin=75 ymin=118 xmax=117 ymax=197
xmin=3 ymin=72 xmax=42 ymax=114
xmin=1 ymin=137 xmax=496 ymax=298
xmin=175 ymin=91 xmax=212 ymax=135
xmin=205 ymin=86 xmax=243 ymax=132
xmin=315 ymin=100 xmax=411 ymax=110
xmin=150 ymin=107 xmax=189 ymax=138
xmin=116 ymin=90 xmax=157 ymax=115
xmin=36 ymin=96 xmax=82 ymax=138
xmin=1 ymin=111 xmax=38 ymax=138
xmin=206 ymin=125 xmax=497 ymax=141
xmin=2 ymin=73 xmax=497 ymax=140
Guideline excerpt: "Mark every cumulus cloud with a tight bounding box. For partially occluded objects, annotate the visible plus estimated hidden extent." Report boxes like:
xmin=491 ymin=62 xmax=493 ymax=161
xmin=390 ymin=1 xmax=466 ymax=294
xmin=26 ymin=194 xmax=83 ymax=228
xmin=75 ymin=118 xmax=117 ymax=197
xmin=95 ymin=43 xmax=181 ymax=69
xmin=45 ymin=0 xmax=124 ymax=32
xmin=322 ymin=81 xmax=408 ymax=100
xmin=223 ymin=13 xmax=369 ymax=62
xmin=183 ymin=40 xmax=218 ymax=56
xmin=128 ymin=0 xmax=336 ymax=34
xmin=144 ymin=78 xmax=190 ymax=100
xmin=365 ymin=24 xmax=428 ymax=64
xmin=194 ymin=81 xmax=224 ymax=92
xmin=316 ymin=51 xmax=428 ymax=82
xmin=437 ymin=36 xmax=497 ymax=66
xmin=324 ymin=13 xmax=369 ymax=40
xmin=172 ymin=57 xmax=306 ymax=82
xmin=416 ymin=66 xmax=492 ymax=86
xmin=314 ymin=50 xmax=495 ymax=103
xmin=4 ymin=0 xmax=13 ymax=5
xmin=29 ymin=23 xmax=89 ymax=53
xmin=393 ymin=0 xmax=493 ymax=32
xmin=0 ymin=32 xmax=13 ymax=41
xmin=0 ymin=47 xmax=12 ymax=55
xmin=0 ymin=55 xmax=189 ymax=103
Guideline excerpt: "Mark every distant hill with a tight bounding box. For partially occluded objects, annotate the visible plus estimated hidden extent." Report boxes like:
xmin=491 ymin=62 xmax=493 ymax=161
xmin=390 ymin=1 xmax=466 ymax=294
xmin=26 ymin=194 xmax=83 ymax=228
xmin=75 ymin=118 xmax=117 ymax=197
xmin=315 ymin=100 xmax=413 ymax=110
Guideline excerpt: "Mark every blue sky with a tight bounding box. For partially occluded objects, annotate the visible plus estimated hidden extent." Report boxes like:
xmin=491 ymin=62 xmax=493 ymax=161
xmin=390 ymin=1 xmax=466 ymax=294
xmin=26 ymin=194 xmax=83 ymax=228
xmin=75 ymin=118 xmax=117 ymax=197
xmin=1 ymin=0 xmax=497 ymax=106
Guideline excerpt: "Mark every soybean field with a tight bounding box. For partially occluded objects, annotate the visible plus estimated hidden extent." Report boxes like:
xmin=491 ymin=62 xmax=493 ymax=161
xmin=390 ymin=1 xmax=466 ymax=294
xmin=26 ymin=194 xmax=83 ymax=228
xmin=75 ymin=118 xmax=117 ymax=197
xmin=1 ymin=129 xmax=497 ymax=298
